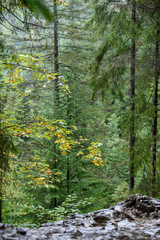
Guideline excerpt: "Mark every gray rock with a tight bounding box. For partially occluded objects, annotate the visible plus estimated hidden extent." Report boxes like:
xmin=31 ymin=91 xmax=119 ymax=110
xmin=16 ymin=227 xmax=28 ymax=235
xmin=1 ymin=194 xmax=160 ymax=239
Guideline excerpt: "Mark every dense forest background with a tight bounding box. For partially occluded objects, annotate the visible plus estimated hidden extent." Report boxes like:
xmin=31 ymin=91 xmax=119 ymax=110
xmin=0 ymin=0 xmax=160 ymax=227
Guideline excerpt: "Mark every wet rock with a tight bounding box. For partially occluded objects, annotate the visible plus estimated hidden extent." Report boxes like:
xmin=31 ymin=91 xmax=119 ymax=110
xmin=0 ymin=223 xmax=5 ymax=229
xmin=1 ymin=194 xmax=160 ymax=239
xmin=16 ymin=227 xmax=27 ymax=235
xmin=93 ymin=213 xmax=111 ymax=223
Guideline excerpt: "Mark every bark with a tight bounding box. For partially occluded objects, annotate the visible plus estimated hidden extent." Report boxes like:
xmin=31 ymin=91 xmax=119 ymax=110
xmin=129 ymin=0 xmax=136 ymax=191
xmin=66 ymin=96 xmax=70 ymax=195
xmin=0 ymin=155 xmax=2 ymax=223
xmin=53 ymin=0 xmax=59 ymax=207
xmin=151 ymin=26 xmax=159 ymax=196
xmin=67 ymin=161 xmax=70 ymax=194
xmin=0 ymin=135 xmax=3 ymax=223
xmin=54 ymin=0 xmax=59 ymax=103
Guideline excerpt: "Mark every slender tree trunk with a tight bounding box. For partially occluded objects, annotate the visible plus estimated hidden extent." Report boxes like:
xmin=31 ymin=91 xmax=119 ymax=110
xmin=66 ymin=96 xmax=70 ymax=194
xmin=54 ymin=0 xmax=59 ymax=207
xmin=129 ymin=0 xmax=136 ymax=191
xmin=0 ymin=135 xmax=3 ymax=222
xmin=67 ymin=161 xmax=70 ymax=194
xmin=54 ymin=0 xmax=59 ymax=103
xmin=0 ymin=155 xmax=2 ymax=222
xmin=53 ymin=0 xmax=59 ymax=208
xmin=151 ymin=26 xmax=159 ymax=196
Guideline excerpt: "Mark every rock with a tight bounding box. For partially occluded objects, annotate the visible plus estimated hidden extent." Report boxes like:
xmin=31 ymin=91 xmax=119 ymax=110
xmin=93 ymin=210 xmax=111 ymax=223
xmin=1 ymin=194 xmax=160 ymax=239
xmin=0 ymin=223 xmax=5 ymax=229
xmin=16 ymin=227 xmax=28 ymax=235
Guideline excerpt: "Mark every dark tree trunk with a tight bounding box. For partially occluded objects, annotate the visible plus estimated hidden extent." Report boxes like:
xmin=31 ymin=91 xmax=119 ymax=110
xmin=66 ymin=96 xmax=70 ymax=195
xmin=0 ymin=156 xmax=2 ymax=223
xmin=67 ymin=161 xmax=70 ymax=194
xmin=151 ymin=27 xmax=159 ymax=196
xmin=53 ymin=0 xmax=59 ymax=208
xmin=54 ymin=0 xmax=59 ymax=103
xmin=0 ymin=140 xmax=3 ymax=223
xmin=129 ymin=0 xmax=136 ymax=191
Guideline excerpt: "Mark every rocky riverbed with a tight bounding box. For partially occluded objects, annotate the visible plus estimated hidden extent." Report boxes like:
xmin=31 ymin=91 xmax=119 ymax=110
xmin=1 ymin=194 xmax=160 ymax=240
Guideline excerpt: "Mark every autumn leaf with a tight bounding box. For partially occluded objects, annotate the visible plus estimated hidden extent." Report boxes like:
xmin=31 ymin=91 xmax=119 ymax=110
xmin=19 ymin=132 xmax=25 ymax=136
xmin=26 ymin=130 xmax=31 ymax=133
xmin=62 ymin=151 xmax=67 ymax=155
xmin=46 ymin=168 xmax=52 ymax=175
xmin=10 ymin=79 xmax=14 ymax=83
xmin=92 ymin=160 xmax=99 ymax=166
xmin=76 ymin=151 xmax=84 ymax=156
xmin=72 ymin=125 xmax=77 ymax=130
xmin=137 ymin=39 xmax=141 ymax=47
xmin=56 ymin=132 xmax=61 ymax=137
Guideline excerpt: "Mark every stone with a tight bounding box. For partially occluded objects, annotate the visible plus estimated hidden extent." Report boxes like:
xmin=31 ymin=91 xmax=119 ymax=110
xmin=1 ymin=194 xmax=160 ymax=239
xmin=17 ymin=227 xmax=28 ymax=235
xmin=0 ymin=223 xmax=5 ymax=229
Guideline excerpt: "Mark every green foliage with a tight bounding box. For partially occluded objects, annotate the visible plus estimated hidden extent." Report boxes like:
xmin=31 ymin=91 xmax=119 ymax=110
xmin=111 ymin=181 xmax=129 ymax=203
xmin=3 ymin=193 xmax=94 ymax=227
xmin=22 ymin=0 xmax=52 ymax=21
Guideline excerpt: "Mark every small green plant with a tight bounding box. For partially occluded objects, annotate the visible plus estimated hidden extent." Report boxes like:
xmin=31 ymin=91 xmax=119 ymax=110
xmin=3 ymin=193 xmax=94 ymax=227
xmin=111 ymin=181 xmax=129 ymax=203
xmin=49 ymin=193 xmax=94 ymax=221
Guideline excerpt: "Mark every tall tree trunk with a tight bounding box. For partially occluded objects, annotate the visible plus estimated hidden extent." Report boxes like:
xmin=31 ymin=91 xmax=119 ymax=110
xmin=66 ymin=96 xmax=70 ymax=195
xmin=53 ymin=0 xmax=59 ymax=207
xmin=151 ymin=26 xmax=159 ymax=196
xmin=129 ymin=0 xmax=136 ymax=191
xmin=0 ymin=134 xmax=4 ymax=223
xmin=0 ymin=154 xmax=2 ymax=222
xmin=67 ymin=161 xmax=70 ymax=194
xmin=54 ymin=0 xmax=59 ymax=103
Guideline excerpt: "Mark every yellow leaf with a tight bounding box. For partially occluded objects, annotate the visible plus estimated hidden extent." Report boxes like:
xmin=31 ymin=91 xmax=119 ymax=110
xmin=38 ymin=179 xmax=42 ymax=185
xmin=137 ymin=39 xmax=141 ymax=47
xmin=62 ymin=151 xmax=67 ymax=155
xmin=72 ymin=125 xmax=77 ymax=130
xmin=76 ymin=151 xmax=84 ymax=156
xmin=56 ymin=133 xmax=61 ymax=137
xmin=92 ymin=160 xmax=99 ymax=166
xmin=19 ymin=132 xmax=25 ymax=136
xmin=37 ymin=177 xmax=44 ymax=185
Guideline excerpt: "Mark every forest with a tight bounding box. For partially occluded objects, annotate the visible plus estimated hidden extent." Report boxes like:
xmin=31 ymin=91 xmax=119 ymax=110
xmin=0 ymin=0 xmax=159 ymax=227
